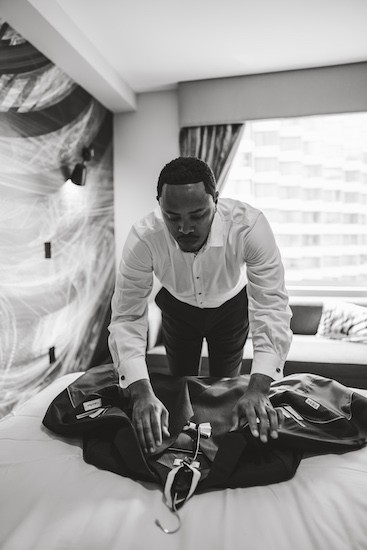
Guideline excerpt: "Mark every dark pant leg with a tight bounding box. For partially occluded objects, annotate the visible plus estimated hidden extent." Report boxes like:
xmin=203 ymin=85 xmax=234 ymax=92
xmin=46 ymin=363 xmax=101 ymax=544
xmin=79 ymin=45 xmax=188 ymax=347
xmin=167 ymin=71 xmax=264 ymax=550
xmin=155 ymin=288 xmax=203 ymax=376
xmin=205 ymin=287 xmax=249 ymax=377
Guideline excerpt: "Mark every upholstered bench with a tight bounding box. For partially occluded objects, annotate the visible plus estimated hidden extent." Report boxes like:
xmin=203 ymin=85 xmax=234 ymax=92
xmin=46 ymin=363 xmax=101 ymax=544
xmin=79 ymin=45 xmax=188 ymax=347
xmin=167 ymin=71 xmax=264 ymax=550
xmin=146 ymin=300 xmax=367 ymax=389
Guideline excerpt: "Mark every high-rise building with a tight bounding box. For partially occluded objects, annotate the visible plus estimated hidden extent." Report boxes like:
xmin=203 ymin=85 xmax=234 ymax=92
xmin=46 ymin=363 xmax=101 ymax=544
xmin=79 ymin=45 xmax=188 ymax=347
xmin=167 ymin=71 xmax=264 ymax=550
xmin=223 ymin=113 xmax=367 ymax=288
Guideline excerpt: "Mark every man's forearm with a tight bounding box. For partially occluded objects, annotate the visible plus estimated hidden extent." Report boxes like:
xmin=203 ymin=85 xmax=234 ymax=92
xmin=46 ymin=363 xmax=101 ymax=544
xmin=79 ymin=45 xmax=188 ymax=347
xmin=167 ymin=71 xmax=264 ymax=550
xmin=128 ymin=378 xmax=154 ymax=400
xmin=248 ymin=373 xmax=273 ymax=394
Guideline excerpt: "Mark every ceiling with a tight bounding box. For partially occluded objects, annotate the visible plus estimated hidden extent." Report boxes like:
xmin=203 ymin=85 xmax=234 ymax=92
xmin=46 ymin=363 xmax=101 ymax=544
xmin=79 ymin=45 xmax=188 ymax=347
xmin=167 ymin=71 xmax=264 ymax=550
xmin=57 ymin=0 xmax=367 ymax=91
xmin=3 ymin=0 xmax=367 ymax=111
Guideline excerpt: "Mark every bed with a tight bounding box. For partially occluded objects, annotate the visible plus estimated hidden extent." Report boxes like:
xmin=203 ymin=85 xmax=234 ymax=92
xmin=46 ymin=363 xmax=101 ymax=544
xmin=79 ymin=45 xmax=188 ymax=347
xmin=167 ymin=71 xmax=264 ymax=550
xmin=1 ymin=371 xmax=367 ymax=550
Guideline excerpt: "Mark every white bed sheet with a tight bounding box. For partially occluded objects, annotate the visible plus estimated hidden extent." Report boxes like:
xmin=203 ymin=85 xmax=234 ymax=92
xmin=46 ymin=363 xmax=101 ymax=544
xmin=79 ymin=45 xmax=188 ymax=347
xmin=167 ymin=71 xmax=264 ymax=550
xmin=1 ymin=372 xmax=367 ymax=550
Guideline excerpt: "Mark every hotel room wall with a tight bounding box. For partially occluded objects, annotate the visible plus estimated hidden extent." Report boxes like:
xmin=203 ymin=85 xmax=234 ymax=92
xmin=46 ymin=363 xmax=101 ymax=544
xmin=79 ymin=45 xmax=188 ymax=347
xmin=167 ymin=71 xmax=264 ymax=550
xmin=113 ymin=90 xmax=180 ymax=265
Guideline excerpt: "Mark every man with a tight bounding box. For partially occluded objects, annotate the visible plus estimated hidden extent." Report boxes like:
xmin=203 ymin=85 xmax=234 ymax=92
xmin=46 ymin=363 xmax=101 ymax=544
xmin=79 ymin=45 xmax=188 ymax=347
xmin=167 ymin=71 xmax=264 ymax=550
xmin=108 ymin=157 xmax=292 ymax=455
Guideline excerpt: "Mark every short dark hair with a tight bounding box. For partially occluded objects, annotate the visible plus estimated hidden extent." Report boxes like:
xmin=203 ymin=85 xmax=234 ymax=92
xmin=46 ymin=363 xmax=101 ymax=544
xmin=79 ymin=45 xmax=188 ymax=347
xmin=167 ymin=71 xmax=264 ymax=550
xmin=157 ymin=157 xmax=217 ymax=199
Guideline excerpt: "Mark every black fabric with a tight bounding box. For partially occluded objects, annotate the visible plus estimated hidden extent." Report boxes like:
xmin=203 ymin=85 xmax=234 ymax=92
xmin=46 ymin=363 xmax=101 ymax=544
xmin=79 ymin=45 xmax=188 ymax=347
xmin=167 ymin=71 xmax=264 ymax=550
xmin=155 ymin=286 xmax=249 ymax=377
xmin=43 ymin=364 xmax=367 ymax=500
xmin=290 ymin=304 xmax=323 ymax=335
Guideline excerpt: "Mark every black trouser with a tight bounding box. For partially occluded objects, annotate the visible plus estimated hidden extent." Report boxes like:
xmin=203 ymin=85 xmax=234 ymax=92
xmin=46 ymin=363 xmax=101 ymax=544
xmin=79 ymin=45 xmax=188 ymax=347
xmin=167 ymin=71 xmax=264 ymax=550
xmin=154 ymin=286 xmax=249 ymax=377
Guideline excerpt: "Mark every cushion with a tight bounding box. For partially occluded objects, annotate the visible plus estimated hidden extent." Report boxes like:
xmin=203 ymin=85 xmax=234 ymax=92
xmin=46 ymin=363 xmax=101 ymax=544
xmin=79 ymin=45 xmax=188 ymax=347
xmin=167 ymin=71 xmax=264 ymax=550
xmin=290 ymin=304 xmax=323 ymax=335
xmin=317 ymin=301 xmax=367 ymax=344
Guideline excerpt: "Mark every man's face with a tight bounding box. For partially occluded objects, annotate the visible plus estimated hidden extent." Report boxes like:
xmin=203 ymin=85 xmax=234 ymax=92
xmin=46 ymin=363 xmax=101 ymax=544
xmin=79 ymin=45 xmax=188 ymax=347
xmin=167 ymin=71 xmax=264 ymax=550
xmin=159 ymin=181 xmax=217 ymax=253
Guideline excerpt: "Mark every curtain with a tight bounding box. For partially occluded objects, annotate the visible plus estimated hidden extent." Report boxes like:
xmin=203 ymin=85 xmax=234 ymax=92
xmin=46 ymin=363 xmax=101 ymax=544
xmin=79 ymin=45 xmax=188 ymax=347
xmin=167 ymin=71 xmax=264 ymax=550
xmin=179 ymin=123 xmax=244 ymax=192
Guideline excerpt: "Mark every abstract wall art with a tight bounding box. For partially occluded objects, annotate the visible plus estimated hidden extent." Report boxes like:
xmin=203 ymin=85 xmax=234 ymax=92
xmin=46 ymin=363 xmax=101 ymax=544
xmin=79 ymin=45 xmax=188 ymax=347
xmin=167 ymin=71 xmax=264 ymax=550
xmin=0 ymin=19 xmax=115 ymax=417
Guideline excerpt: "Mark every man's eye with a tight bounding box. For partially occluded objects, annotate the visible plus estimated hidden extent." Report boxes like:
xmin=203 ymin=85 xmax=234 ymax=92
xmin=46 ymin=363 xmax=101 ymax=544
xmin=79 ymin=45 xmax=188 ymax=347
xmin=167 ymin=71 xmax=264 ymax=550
xmin=165 ymin=212 xmax=205 ymax=221
xmin=192 ymin=213 xmax=205 ymax=220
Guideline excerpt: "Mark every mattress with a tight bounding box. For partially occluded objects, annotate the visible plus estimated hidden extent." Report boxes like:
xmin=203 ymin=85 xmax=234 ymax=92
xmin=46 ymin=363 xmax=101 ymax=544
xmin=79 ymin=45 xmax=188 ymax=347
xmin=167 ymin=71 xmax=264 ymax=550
xmin=1 ymin=372 xmax=367 ymax=550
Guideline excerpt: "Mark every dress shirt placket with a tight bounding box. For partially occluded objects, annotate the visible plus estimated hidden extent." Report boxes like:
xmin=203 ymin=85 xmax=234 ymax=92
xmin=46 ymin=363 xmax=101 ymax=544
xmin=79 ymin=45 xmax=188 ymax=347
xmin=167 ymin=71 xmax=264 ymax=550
xmin=192 ymin=252 xmax=205 ymax=308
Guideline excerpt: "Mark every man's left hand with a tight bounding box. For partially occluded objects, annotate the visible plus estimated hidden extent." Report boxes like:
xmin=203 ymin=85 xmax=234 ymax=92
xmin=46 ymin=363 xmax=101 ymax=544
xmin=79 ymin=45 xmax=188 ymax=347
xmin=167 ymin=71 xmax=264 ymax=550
xmin=230 ymin=373 xmax=283 ymax=443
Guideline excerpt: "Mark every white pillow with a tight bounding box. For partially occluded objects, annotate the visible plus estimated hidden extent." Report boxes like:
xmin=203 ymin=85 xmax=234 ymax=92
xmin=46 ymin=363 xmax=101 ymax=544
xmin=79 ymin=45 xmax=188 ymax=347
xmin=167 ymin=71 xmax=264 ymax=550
xmin=316 ymin=301 xmax=367 ymax=344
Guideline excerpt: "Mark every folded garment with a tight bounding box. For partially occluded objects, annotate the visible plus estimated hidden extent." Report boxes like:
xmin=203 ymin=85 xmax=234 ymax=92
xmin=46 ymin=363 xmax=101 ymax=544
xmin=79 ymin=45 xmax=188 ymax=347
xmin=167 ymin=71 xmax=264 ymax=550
xmin=43 ymin=364 xmax=367 ymax=520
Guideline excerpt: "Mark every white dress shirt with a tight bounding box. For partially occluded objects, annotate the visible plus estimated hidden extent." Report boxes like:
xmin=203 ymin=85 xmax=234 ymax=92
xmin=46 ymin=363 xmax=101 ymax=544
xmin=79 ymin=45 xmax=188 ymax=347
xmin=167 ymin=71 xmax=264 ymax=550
xmin=108 ymin=198 xmax=292 ymax=388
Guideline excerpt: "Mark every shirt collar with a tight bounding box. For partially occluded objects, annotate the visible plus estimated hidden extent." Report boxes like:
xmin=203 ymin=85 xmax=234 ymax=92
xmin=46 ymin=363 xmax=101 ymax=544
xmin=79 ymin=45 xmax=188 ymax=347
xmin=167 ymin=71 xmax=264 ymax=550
xmin=206 ymin=209 xmax=224 ymax=248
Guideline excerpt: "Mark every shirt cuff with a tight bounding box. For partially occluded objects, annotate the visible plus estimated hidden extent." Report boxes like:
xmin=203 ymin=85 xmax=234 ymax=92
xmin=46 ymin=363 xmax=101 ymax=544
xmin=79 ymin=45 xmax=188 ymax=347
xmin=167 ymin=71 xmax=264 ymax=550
xmin=250 ymin=351 xmax=285 ymax=381
xmin=118 ymin=357 xmax=149 ymax=388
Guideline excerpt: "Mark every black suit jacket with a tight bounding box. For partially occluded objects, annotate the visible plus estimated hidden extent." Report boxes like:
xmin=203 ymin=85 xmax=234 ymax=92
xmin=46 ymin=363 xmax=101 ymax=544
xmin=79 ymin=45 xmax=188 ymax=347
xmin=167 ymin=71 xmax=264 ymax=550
xmin=43 ymin=364 xmax=367 ymax=499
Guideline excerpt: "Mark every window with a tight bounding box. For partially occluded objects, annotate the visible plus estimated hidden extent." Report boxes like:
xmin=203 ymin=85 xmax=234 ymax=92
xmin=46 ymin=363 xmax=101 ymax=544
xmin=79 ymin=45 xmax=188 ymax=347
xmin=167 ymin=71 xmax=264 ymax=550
xmin=223 ymin=112 xmax=367 ymax=293
xmin=253 ymin=131 xmax=279 ymax=147
xmin=254 ymin=157 xmax=278 ymax=171
xmin=280 ymin=136 xmax=302 ymax=151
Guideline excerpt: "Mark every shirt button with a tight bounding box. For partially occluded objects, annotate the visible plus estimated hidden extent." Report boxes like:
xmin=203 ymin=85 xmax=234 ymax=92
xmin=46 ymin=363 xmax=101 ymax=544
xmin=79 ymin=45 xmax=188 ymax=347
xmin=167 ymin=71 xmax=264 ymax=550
xmin=120 ymin=375 xmax=125 ymax=381
xmin=276 ymin=368 xmax=281 ymax=373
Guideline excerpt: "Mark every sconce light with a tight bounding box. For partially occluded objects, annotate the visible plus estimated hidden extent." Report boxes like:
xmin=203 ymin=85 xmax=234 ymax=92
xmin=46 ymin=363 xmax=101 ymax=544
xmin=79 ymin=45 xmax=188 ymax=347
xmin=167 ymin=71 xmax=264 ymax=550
xmin=70 ymin=146 xmax=94 ymax=186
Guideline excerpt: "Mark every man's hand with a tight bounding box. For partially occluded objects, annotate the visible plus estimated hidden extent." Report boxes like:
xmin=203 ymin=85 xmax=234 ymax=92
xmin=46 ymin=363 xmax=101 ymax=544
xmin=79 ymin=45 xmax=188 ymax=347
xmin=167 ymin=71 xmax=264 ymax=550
xmin=231 ymin=373 xmax=283 ymax=443
xmin=128 ymin=379 xmax=170 ymax=454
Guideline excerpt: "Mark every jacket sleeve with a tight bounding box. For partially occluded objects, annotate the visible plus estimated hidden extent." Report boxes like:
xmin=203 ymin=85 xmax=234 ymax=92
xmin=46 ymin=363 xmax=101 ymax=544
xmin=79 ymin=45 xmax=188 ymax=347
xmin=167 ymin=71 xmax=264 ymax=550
xmin=243 ymin=212 xmax=293 ymax=381
xmin=108 ymin=225 xmax=154 ymax=388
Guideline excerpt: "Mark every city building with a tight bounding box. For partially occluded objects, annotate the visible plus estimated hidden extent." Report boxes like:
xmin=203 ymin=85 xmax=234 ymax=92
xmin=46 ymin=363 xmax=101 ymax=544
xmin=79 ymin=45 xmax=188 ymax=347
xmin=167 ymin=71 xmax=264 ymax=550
xmin=223 ymin=113 xmax=367 ymax=289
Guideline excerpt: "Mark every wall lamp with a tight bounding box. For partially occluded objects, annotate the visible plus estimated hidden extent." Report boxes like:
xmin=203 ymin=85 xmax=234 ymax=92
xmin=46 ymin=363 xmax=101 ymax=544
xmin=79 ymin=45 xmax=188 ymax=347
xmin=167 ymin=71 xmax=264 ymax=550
xmin=70 ymin=146 xmax=94 ymax=186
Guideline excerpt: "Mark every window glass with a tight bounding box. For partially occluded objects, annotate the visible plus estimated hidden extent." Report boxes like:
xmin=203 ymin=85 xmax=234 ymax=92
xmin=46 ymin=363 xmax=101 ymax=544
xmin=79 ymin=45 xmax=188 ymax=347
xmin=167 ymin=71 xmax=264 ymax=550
xmin=223 ymin=113 xmax=367 ymax=290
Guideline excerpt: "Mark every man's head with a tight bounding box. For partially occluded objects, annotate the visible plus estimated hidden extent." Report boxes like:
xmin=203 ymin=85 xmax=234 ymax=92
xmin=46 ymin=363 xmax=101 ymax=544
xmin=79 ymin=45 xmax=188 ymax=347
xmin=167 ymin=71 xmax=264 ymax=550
xmin=157 ymin=157 xmax=218 ymax=253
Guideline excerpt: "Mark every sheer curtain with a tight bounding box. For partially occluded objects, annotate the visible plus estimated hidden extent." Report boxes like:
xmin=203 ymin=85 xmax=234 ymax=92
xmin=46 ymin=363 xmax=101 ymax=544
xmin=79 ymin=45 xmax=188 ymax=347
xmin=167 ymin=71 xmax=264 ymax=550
xmin=179 ymin=123 xmax=244 ymax=192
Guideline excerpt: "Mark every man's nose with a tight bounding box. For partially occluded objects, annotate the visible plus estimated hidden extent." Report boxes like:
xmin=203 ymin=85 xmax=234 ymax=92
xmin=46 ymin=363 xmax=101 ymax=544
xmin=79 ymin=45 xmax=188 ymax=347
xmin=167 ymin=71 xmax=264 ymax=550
xmin=178 ymin=219 xmax=194 ymax=234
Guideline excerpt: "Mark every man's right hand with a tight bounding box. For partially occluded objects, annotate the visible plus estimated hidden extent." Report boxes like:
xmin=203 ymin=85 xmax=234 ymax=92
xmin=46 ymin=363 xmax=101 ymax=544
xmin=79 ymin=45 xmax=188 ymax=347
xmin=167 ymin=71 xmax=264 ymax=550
xmin=128 ymin=379 xmax=170 ymax=455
